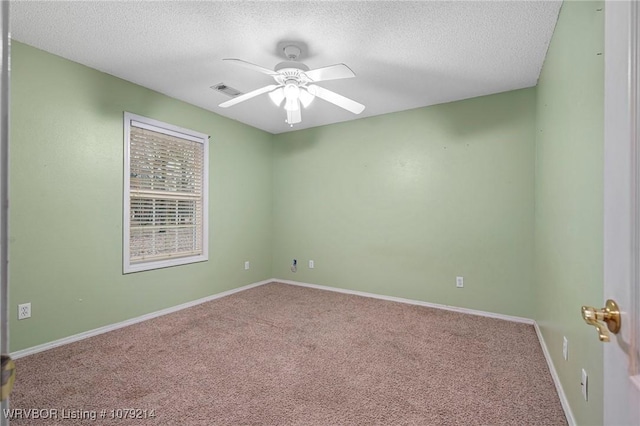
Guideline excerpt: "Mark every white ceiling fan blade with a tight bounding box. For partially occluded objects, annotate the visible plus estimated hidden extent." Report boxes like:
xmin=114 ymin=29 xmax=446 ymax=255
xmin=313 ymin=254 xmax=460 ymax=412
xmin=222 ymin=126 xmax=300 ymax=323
xmin=219 ymin=84 xmax=280 ymax=108
xmin=223 ymin=58 xmax=279 ymax=76
xmin=307 ymin=84 xmax=365 ymax=114
xmin=299 ymin=88 xmax=315 ymax=108
xmin=305 ymin=64 xmax=355 ymax=82
xmin=287 ymin=100 xmax=302 ymax=125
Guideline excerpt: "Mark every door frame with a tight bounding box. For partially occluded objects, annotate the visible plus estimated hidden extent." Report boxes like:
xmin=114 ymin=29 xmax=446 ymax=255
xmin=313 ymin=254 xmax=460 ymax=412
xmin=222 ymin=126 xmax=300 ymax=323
xmin=0 ymin=0 xmax=9 ymax=424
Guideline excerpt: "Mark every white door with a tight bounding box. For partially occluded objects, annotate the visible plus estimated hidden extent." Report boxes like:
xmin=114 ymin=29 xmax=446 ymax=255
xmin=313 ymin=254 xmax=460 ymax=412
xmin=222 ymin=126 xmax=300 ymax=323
xmin=603 ymin=1 xmax=640 ymax=425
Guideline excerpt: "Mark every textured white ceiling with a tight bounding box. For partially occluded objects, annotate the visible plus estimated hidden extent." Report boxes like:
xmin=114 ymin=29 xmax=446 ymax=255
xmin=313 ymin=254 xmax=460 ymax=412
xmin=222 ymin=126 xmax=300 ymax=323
xmin=10 ymin=1 xmax=561 ymax=134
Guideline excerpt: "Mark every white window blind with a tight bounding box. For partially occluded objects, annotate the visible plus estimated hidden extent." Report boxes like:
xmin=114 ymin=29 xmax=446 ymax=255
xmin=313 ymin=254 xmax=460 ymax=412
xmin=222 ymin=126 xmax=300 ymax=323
xmin=124 ymin=113 xmax=208 ymax=273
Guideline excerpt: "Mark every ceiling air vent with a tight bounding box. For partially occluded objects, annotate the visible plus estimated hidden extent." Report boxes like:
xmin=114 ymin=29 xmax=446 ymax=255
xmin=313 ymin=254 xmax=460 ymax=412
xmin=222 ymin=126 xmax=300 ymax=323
xmin=211 ymin=83 xmax=243 ymax=97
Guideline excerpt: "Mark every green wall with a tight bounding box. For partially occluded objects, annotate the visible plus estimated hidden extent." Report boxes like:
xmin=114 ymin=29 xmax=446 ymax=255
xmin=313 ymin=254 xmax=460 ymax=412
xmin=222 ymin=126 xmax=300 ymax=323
xmin=273 ymin=88 xmax=536 ymax=318
xmin=9 ymin=42 xmax=274 ymax=351
xmin=534 ymin=1 xmax=604 ymax=425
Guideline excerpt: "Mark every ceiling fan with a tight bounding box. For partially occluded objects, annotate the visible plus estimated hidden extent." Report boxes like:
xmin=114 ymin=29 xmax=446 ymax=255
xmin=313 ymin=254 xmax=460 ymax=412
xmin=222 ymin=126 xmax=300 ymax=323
xmin=218 ymin=45 xmax=365 ymax=127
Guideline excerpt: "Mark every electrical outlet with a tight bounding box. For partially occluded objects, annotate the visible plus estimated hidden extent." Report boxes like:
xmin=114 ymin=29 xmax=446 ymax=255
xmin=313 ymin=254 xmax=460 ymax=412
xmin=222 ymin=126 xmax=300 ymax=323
xmin=563 ymin=336 xmax=568 ymax=360
xmin=18 ymin=303 xmax=31 ymax=320
xmin=244 ymin=261 xmax=250 ymax=270
xmin=456 ymin=276 xmax=464 ymax=288
xmin=309 ymin=260 xmax=314 ymax=269
xmin=581 ymin=369 xmax=588 ymax=401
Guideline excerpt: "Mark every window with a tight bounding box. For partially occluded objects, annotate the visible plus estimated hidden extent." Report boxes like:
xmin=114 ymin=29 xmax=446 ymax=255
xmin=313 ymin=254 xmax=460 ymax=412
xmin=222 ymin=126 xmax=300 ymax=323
xmin=123 ymin=113 xmax=208 ymax=273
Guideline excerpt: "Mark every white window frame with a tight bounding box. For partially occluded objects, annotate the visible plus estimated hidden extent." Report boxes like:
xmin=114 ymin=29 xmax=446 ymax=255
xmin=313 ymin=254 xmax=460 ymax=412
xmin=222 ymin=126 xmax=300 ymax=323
xmin=123 ymin=112 xmax=209 ymax=273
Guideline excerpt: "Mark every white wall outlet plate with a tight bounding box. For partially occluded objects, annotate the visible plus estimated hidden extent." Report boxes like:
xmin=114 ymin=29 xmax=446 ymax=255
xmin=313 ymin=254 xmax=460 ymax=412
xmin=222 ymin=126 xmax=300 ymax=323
xmin=562 ymin=336 xmax=568 ymax=360
xmin=581 ymin=368 xmax=588 ymax=401
xmin=244 ymin=261 xmax=250 ymax=270
xmin=18 ymin=302 xmax=31 ymax=320
xmin=456 ymin=276 xmax=464 ymax=288
xmin=309 ymin=260 xmax=314 ymax=269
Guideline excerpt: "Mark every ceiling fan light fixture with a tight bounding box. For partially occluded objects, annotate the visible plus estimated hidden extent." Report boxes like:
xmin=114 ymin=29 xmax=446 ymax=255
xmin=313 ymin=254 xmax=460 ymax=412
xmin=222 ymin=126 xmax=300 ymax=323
xmin=268 ymin=87 xmax=285 ymax=106
xmin=285 ymin=97 xmax=300 ymax=112
xmin=299 ymin=89 xmax=315 ymax=108
xmin=284 ymin=83 xmax=301 ymax=112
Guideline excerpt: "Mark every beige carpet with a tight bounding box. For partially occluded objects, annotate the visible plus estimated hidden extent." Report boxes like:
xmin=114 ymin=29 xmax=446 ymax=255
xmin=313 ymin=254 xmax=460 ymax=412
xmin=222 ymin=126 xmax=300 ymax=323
xmin=10 ymin=283 xmax=566 ymax=425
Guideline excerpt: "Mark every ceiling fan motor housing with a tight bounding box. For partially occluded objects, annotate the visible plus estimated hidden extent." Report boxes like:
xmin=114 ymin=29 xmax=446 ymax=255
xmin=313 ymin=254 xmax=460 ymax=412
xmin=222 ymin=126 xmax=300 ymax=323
xmin=274 ymin=61 xmax=310 ymax=73
xmin=274 ymin=62 xmax=311 ymax=86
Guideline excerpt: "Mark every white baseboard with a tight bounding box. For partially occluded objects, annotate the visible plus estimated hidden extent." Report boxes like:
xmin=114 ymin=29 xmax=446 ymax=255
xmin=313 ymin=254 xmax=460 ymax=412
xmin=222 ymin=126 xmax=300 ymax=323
xmin=534 ymin=322 xmax=576 ymax=426
xmin=275 ymin=279 xmax=535 ymax=324
xmin=11 ymin=279 xmax=273 ymax=359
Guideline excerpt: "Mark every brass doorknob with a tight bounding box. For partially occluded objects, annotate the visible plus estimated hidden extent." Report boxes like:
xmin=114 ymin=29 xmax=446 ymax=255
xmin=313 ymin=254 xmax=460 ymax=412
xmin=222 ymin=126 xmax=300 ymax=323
xmin=581 ymin=299 xmax=621 ymax=342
